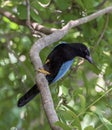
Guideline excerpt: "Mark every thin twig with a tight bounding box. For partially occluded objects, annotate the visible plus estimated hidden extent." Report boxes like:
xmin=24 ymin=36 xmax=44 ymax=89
xmin=0 ymin=8 xmax=57 ymax=35
xmin=96 ymin=15 xmax=109 ymax=45
xmin=26 ymin=0 xmax=30 ymax=24
xmin=96 ymin=0 xmax=108 ymax=9
xmin=92 ymin=14 xmax=109 ymax=53
xmin=26 ymin=0 xmax=44 ymax=37
xmin=26 ymin=0 xmax=34 ymax=31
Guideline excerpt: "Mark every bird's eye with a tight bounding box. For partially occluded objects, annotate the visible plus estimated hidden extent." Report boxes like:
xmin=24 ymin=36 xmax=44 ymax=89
xmin=80 ymin=48 xmax=85 ymax=54
xmin=80 ymin=47 xmax=90 ymax=57
xmin=84 ymin=50 xmax=88 ymax=55
xmin=84 ymin=49 xmax=89 ymax=55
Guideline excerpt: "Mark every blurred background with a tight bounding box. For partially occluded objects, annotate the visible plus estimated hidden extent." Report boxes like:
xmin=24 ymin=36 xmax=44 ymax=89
xmin=0 ymin=0 xmax=112 ymax=130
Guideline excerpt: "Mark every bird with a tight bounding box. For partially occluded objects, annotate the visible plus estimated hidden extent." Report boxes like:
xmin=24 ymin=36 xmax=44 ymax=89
xmin=17 ymin=42 xmax=93 ymax=107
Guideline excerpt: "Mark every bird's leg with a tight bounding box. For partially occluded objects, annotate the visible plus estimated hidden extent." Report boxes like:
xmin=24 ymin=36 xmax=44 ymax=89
xmin=38 ymin=68 xmax=50 ymax=75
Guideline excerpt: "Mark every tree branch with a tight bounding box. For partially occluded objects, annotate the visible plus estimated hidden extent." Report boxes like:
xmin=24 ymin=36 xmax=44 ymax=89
xmin=0 ymin=8 xmax=26 ymax=25
xmin=93 ymin=14 xmax=109 ymax=53
xmin=30 ymin=6 xmax=112 ymax=130
xmin=0 ymin=8 xmax=57 ymax=35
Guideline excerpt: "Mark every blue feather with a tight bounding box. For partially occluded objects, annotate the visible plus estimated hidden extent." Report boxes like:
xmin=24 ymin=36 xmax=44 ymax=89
xmin=52 ymin=59 xmax=74 ymax=83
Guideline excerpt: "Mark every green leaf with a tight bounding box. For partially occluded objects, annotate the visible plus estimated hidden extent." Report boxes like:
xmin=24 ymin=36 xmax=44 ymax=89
xmin=54 ymin=0 xmax=70 ymax=10
xmin=64 ymin=105 xmax=76 ymax=114
xmin=58 ymin=110 xmax=73 ymax=123
xmin=108 ymin=15 xmax=112 ymax=28
xmin=17 ymin=5 xmax=27 ymax=19
xmin=55 ymin=121 xmax=71 ymax=130
xmin=89 ymin=63 xmax=100 ymax=74
xmin=84 ymin=125 xmax=95 ymax=130
xmin=78 ymin=94 xmax=86 ymax=111
xmin=67 ymin=110 xmax=82 ymax=130
xmin=58 ymin=109 xmax=81 ymax=130
xmin=97 ymin=113 xmax=112 ymax=130
xmin=83 ymin=0 xmax=94 ymax=11
xmin=3 ymin=17 xmax=19 ymax=30
xmin=75 ymin=0 xmax=84 ymax=8
xmin=31 ymin=8 xmax=43 ymax=23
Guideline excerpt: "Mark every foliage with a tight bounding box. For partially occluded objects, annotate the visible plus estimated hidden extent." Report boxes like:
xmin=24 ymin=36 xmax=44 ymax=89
xmin=0 ymin=0 xmax=112 ymax=130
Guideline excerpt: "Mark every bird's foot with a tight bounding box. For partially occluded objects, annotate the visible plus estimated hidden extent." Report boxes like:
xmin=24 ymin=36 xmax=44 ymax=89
xmin=38 ymin=68 xmax=50 ymax=75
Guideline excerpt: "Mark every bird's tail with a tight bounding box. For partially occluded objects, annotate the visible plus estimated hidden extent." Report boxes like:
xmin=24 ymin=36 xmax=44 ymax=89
xmin=17 ymin=84 xmax=39 ymax=107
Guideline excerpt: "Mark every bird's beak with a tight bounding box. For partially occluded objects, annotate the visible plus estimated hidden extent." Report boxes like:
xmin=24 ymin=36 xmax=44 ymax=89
xmin=86 ymin=55 xmax=93 ymax=63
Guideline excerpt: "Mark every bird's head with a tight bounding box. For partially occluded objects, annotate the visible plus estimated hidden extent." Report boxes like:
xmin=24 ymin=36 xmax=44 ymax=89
xmin=72 ymin=43 xmax=93 ymax=63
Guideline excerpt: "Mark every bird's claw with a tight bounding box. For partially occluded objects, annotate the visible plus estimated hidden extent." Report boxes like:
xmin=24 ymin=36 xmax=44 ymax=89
xmin=38 ymin=68 xmax=50 ymax=75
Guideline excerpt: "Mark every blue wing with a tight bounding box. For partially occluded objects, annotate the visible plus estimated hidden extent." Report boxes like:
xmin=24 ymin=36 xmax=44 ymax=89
xmin=52 ymin=59 xmax=74 ymax=83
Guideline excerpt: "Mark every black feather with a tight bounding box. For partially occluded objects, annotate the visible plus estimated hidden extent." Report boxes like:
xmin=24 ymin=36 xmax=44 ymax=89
xmin=17 ymin=43 xmax=92 ymax=107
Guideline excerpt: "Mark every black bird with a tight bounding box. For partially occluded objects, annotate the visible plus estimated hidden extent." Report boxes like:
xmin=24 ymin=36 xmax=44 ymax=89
xmin=17 ymin=42 xmax=93 ymax=107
